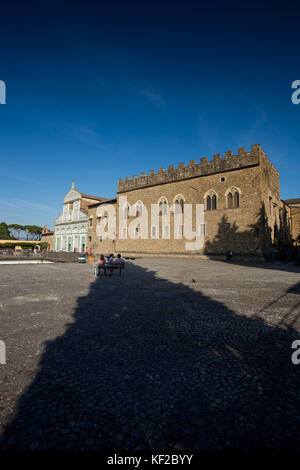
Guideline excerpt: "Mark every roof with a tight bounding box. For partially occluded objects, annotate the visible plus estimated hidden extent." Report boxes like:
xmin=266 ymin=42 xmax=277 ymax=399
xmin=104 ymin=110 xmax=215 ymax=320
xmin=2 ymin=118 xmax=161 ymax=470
xmin=0 ymin=240 xmax=41 ymax=244
xmin=80 ymin=193 xmax=108 ymax=202
xmin=88 ymin=198 xmax=117 ymax=208
xmin=283 ymin=198 xmax=300 ymax=206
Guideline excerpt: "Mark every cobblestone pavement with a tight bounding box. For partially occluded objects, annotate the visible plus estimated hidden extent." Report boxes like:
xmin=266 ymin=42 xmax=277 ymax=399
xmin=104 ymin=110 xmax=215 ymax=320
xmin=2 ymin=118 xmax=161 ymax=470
xmin=0 ymin=259 xmax=299 ymax=450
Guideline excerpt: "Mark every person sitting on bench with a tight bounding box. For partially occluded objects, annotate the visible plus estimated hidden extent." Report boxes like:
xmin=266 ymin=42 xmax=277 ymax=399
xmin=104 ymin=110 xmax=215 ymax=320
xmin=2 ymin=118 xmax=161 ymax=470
xmin=113 ymin=253 xmax=125 ymax=266
xmin=106 ymin=253 xmax=114 ymax=276
xmin=97 ymin=254 xmax=106 ymax=276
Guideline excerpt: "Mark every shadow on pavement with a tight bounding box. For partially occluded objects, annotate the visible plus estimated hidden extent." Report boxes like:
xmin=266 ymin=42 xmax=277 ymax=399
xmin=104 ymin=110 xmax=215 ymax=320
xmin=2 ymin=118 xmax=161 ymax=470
xmin=0 ymin=263 xmax=299 ymax=450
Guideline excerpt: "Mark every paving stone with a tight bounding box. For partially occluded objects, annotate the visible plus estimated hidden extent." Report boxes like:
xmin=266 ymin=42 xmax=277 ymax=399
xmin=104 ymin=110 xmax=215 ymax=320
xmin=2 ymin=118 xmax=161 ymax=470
xmin=0 ymin=260 xmax=299 ymax=450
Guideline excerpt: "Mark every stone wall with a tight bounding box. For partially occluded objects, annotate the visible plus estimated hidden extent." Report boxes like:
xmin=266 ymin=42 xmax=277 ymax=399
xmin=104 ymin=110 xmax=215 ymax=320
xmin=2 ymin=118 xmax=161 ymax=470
xmin=287 ymin=200 xmax=300 ymax=243
xmin=86 ymin=144 xmax=294 ymax=258
xmin=117 ymin=144 xmax=262 ymax=193
xmin=88 ymin=202 xmax=116 ymax=255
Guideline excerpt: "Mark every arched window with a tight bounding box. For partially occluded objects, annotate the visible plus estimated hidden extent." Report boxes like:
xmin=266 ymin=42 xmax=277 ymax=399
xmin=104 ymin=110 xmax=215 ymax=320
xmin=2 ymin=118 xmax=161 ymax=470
xmin=234 ymin=191 xmax=239 ymax=208
xmin=135 ymin=201 xmax=143 ymax=216
xmin=212 ymin=194 xmax=217 ymax=210
xmin=159 ymin=198 xmax=168 ymax=215
xmin=174 ymin=198 xmax=184 ymax=214
xmin=205 ymin=190 xmax=217 ymax=211
xmin=226 ymin=188 xmax=240 ymax=209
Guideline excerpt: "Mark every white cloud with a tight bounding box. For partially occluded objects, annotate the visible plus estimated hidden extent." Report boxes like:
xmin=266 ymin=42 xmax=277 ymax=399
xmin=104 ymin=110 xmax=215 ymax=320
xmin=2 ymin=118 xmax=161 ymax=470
xmin=139 ymin=88 xmax=166 ymax=108
xmin=0 ymin=198 xmax=57 ymax=213
xmin=1 ymin=172 xmax=44 ymax=186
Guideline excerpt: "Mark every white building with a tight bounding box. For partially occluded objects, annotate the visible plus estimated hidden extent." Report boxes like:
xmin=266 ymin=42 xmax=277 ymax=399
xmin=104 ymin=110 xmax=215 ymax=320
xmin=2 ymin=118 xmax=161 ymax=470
xmin=54 ymin=181 xmax=106 ymax=252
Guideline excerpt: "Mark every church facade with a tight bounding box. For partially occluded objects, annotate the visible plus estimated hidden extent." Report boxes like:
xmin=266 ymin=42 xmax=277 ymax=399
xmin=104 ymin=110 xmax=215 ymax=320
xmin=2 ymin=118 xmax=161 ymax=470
xmin=54 ymin=181 xmax=107 ymax=252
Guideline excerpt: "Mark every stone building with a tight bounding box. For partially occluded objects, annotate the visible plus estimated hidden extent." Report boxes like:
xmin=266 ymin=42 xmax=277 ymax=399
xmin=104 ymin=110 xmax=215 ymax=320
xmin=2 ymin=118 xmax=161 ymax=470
xmin=87 ymin=198 xmax=117 ymax=254
xmin=54 ymin=181 xmax=106 ymax=252
xmin=283 ymin=198 xmax=300 ymax=244
xmin=41 ymin=226 xmax=54 ymax=250
xmin=80 ymin=144 xmax=298 ymax=259
xmin=113 ymin=144 xmax=293 ymax=258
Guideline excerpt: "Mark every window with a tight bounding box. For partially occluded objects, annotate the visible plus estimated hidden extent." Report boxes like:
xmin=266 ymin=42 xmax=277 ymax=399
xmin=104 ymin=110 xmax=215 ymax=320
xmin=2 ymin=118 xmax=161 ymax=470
xmin=174 ymin=197 xmax=184 ymax=214
xmin=151 ymin=226 xmax=157 ymax=238
xmin=159 ymin=199 xmax=168 ymax=215
xmin=206 ymin=191 xmax=217 ymax=211
xmin=234 ymin=191 xmax=239 ymax=208
xmin=89 ymin=218 xmax=93 ymax=227
xmin=220 ymin=177 xmax=225 ymax=182
xmin=206 ymin=195 xmax=211 ymax=211
xmin=212 ymin=194 xmax=217 ymax=210
xmin=163 ymin=225 xmax=170 ymax=238
xmin=269 ymin=197 xmax=272 ymax=215
xmin=227 ymin=189 xmax=240 ymax=209
xmin=136 ymin=201 xmax=143 ymax=216
xmin=56 ymin=237 xmax=61 ymax=250
xmin=135 ymin=227 xmax=140 ymax=238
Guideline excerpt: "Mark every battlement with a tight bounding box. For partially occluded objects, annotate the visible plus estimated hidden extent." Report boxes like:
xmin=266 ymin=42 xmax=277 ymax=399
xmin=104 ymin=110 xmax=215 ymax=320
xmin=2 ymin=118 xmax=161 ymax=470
xmin=117 ymin=144 xmax=267 ymax=193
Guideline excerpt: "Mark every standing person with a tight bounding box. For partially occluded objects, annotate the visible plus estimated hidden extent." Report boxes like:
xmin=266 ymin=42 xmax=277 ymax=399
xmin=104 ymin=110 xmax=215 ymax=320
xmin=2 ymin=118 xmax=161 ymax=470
xmin=271 ymin=247 xmax=275 ymax=263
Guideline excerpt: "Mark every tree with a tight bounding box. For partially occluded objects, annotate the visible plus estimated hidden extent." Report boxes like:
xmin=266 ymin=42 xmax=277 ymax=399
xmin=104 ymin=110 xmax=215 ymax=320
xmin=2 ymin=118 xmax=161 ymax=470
xmin=7 ymin=224 xmax=43 ymax=241
xmin=40 ymin=242 xmax=49 ymax=251
xmin=0 ymin=222 xmax=14 ymax=240
xmin=23 ymin=225 xmax=43 ymax=241
xmin=8 ymin=224 xmax=24 ymax=239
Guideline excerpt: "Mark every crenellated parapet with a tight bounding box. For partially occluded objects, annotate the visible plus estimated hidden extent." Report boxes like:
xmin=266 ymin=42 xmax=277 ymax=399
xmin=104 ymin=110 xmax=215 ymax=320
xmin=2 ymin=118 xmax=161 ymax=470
xmin=117 ymin=144 xmax=271 ymax=193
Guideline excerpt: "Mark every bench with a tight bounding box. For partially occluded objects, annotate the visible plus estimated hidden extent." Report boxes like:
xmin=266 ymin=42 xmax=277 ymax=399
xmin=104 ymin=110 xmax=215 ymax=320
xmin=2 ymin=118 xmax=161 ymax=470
xmin=94 ymin=262 xmax=125 ymax=278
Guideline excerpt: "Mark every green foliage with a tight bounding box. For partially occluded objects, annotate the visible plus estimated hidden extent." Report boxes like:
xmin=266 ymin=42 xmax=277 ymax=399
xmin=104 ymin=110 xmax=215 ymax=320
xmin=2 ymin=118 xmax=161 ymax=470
xmin=7 ymin=223 xmax=23 ymax=239
xmin=0 ymin=221 xmax=14 ymax=240
xmin=7 ymin=223 xmax=43 ymax=240
xmin=40 ymin=242 xmax=49 ymax=251
xmin=24 ymin=225 xmax=43 ymax=241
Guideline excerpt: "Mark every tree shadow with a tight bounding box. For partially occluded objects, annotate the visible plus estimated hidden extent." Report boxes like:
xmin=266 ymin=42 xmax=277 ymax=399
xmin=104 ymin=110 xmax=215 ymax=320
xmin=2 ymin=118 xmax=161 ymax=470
xmin=204 ymin=203 xmax=299 ymax=273
xmin=0 ymin=263 xmax=299 ymax=450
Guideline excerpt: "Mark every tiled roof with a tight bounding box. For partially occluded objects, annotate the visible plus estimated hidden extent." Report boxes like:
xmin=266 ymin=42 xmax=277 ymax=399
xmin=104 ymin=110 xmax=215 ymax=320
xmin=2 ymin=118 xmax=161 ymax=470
xmin=80 ymin=193 xmax=108 ymax=202
xmin=88 ymin=198 xmax=117 ymax=208
xmin=283 ymin=198 xmax=300 ymax=205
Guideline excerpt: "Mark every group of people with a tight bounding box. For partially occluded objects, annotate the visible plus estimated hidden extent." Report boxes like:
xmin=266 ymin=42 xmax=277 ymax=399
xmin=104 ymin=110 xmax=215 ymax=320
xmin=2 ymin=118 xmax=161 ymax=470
xmin=97 ymin=253 xmax=125 ymax=276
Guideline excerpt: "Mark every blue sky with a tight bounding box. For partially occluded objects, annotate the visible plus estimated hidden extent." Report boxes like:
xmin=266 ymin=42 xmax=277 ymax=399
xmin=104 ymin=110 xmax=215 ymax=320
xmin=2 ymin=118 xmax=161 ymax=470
xmin=0 ymin=2 xmax=299 ymax=229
